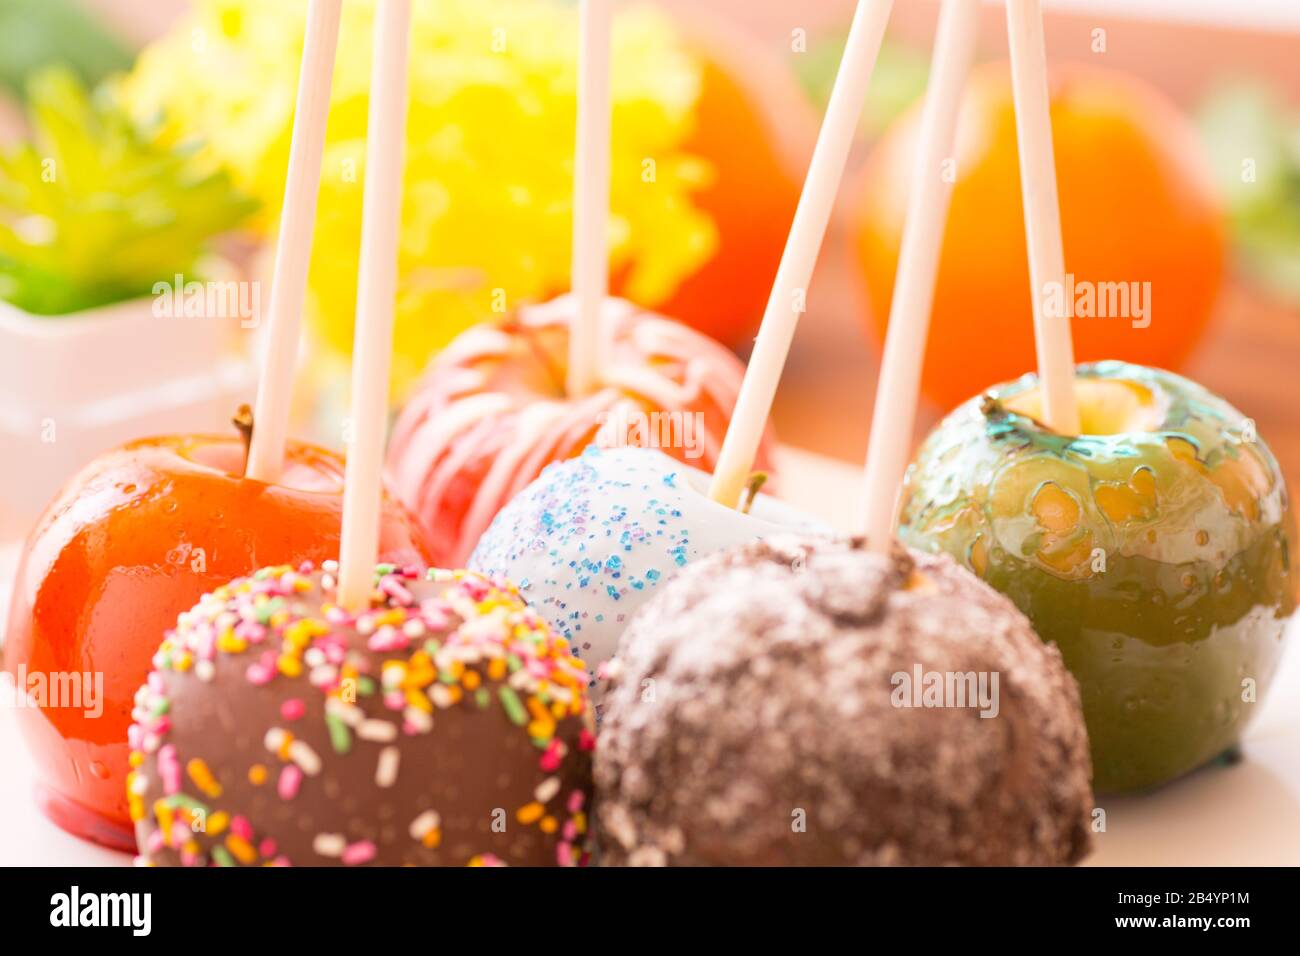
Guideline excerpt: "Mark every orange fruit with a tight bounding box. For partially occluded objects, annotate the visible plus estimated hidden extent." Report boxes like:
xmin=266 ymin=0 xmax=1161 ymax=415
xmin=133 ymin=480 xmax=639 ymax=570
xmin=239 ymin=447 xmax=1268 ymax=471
xmin=649 ymin=19 xmax=813 ymax=349
xmin=853 ymin=62 xmax=1226 ymax=410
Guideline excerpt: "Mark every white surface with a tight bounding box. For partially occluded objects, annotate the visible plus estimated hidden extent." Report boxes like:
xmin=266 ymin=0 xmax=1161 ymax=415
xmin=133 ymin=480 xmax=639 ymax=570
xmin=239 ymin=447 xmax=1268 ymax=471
xmin=0 ymin=707 xmax=130 ymax=867
xmin=0 ymin=297 xmax=256 ymax=541
xmin=1 ymin=446 xmax=1297 ymax=865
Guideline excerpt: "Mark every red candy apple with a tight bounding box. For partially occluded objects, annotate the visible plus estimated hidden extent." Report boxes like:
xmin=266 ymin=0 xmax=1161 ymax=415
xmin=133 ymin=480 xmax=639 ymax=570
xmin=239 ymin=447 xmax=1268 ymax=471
xmin=2 ymin=433 xmax=430 ymax=850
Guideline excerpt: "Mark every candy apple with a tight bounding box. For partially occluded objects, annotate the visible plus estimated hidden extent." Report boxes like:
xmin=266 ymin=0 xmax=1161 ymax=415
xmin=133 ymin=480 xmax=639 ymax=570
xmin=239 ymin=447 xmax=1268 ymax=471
xmin=2 ymin=433 xmax=431 ymax=849
xmin=387 ymin=295 xmax=777 ymax=568
xmin=898 ymin=362 xmax=1296 ymax=792
xmin=469 ymin=445 xmax=825 ymax=686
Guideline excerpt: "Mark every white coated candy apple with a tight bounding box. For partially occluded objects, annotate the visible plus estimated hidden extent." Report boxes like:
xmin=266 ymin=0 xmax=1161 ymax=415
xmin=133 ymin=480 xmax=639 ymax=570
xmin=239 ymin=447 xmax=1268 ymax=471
xmin=468 ymin=445 xmax=827 ymax=683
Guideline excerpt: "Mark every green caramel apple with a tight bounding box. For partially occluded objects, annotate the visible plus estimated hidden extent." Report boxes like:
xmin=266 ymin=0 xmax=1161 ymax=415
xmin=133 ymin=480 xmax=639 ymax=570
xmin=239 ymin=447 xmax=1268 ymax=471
xmin=899 ymin=361 xmax=1296 ymax=793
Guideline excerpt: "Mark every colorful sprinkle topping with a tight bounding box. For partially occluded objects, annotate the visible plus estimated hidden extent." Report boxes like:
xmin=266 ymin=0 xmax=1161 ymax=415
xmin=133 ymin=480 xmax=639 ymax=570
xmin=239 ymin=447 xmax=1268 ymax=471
xmin=126 ymin=563 xmax=593 ymax=867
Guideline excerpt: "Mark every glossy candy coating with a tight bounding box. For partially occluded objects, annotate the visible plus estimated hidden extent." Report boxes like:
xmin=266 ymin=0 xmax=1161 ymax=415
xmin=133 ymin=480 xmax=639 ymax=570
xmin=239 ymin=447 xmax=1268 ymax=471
xmin=899 ymin=362 xmax=1296 ymax=792
xmin=2 ymin=435 xmax=430 ymax=846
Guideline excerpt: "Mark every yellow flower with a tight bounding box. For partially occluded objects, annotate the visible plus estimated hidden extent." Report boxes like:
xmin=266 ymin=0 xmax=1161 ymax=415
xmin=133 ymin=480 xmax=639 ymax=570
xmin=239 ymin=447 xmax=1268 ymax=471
xmin=121 ymin=0 xmax=716 ymax=393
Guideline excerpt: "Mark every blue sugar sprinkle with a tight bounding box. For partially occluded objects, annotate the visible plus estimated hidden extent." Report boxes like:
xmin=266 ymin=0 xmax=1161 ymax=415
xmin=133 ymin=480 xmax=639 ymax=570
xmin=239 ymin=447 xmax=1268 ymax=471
xmin=645 ymin=568 xmax=661 ymax=581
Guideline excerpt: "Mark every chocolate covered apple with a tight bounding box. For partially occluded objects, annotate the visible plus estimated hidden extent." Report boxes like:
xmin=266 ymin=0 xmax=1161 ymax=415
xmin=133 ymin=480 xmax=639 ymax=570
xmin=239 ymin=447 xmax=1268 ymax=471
xmin=129 ymin=563 xmax=594 ymax=867
xmin=2 ymin=433 xmax=430 ymax=848
xmin=898 ymin=362 xmax=1296 ymax=791
xmin=596 ymin=535 xmax=1094 ymax=865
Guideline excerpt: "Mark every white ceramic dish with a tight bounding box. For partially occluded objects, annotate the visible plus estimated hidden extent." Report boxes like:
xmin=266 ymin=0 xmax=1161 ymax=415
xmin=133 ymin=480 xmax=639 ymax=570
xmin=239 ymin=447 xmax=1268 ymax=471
xmin=0 ymin=295 xmax=257 ymax=542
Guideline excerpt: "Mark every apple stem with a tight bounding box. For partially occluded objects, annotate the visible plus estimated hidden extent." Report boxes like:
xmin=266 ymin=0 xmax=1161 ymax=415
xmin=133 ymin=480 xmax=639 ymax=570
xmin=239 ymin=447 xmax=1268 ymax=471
xmin=244 ymin=0 xmax=344 ymax=484
xmin=857 ymin=0 xmax=979 ymax=554
xmin=707 ymin=0 xmax=894 ymax=510
xmin=232 ymin=404 xmax=255 ymax=471
xmin=738 ymin=471 xmax=769 ymax=516
xmin=336 ymin=0 xmax=413 ymax=612
xmin=566 ymin=0 xmax=613 ymax=398
xmin=1005 ymin=0 xmax=1080 ymax=435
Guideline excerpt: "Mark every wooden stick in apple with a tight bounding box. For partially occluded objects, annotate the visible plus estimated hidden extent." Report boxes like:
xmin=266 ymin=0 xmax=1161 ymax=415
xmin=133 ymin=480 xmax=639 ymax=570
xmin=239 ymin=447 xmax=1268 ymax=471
xmin=245 ymin=0 xmax=343 ymax=483
xmin=858 ymin=0 xmax=979 ymax=553
xmin=707 ymin=0 xmax=894 ymax=510
xmin=1005 ymin=0 xmax=1080 ymax=435
xmin=566 ymin=0 xmax=613 ymax=397
xmin=337 ymin=0 xmax=413 ymax=611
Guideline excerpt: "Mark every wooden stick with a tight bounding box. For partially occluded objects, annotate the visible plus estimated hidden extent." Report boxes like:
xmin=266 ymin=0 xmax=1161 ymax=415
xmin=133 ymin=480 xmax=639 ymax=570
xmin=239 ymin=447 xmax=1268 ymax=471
xmin=245 ymin=0 xmax=343 ymax=483
xmin=858 ymin=0 xmax=979 ymax=552
xmin=337 ymin=0 xmax=413 ymax=611
xmin=566 ymin=0 xmax=613 ymax=397
xmin=1005 ymin=0 xmax=1080 ymax=434
xmin=707 ymin=0 xmax=894 ymax=509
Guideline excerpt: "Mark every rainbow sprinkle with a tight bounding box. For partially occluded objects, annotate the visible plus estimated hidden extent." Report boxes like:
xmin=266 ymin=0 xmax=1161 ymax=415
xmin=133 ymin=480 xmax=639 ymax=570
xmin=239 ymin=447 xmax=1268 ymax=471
xmin=127 ymin=561 xmax=594 ymax=867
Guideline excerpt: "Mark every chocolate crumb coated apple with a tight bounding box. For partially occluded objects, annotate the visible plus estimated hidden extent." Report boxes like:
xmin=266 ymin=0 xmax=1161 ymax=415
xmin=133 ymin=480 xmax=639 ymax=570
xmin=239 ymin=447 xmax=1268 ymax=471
xmin=128 ymin=563 xmax=594 ymax=866
xmin=594 ymin=535 xmax=1093 ymax=866
xmin=899 ymin=362 xmax=1297 ymax=792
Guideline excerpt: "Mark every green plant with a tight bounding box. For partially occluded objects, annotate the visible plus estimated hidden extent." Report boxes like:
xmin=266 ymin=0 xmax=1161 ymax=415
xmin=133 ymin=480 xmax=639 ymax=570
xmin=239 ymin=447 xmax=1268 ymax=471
xmin=0 ymin=68 xmax=256 ymax=316
xmin=794 ymin=34 xmax=929 ymax=138
xmin=1199 ymin=83 xmax=1300 ymax=304
xmin=0 ymin=0 xmax=130 ymax=97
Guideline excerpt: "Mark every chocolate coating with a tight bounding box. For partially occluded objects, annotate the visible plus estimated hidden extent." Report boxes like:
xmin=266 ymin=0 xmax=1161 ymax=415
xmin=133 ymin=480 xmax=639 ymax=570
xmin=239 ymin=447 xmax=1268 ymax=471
xmin=129 ymin=565 xmax=594 ymax=866
xmin=595 ymin=535 xmax=1094 ymax=866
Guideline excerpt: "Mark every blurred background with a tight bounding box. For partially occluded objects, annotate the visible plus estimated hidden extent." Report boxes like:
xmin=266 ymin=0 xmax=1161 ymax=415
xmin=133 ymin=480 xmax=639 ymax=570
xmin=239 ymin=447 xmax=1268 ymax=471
xmin=1 ymin=0 xmax=1298 ymax=539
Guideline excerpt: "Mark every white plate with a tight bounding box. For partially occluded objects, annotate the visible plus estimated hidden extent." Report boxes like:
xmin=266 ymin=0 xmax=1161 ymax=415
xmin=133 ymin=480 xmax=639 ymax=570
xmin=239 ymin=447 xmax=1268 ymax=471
xmin=0 ymin=446 xmax=1296 ymax=865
